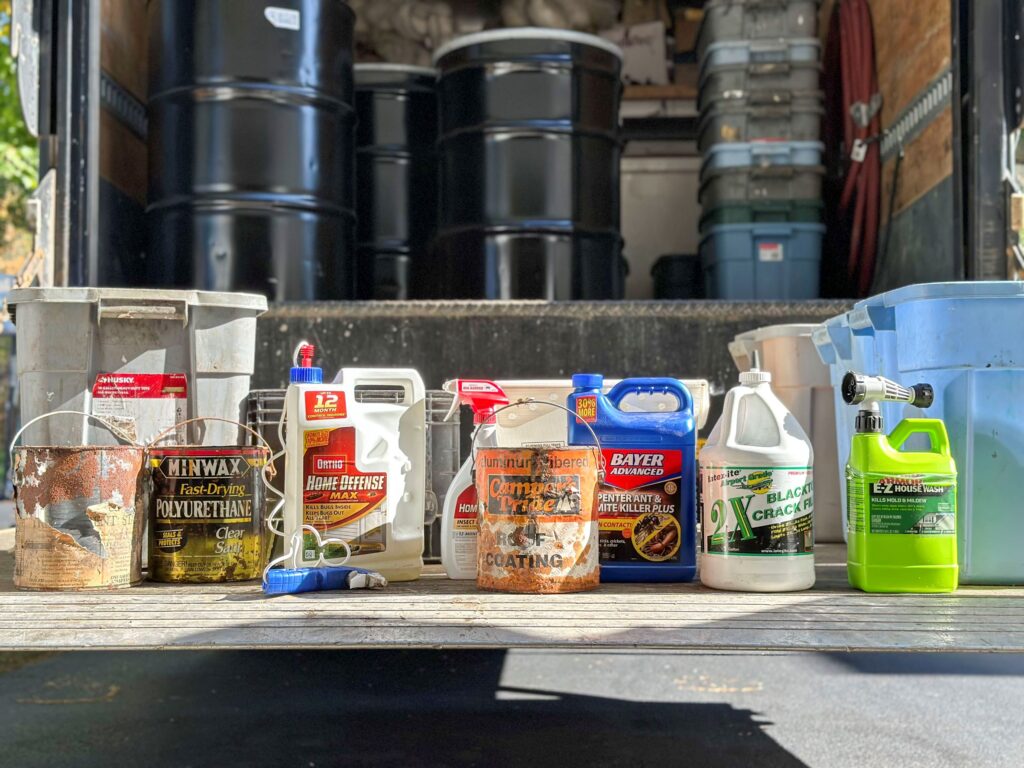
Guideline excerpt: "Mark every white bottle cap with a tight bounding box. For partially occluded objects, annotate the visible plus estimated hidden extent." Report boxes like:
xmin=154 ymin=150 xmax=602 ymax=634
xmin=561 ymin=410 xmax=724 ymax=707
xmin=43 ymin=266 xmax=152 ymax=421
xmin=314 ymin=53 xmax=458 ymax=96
xmin=739 ymin=368 xmax=772 ymax=385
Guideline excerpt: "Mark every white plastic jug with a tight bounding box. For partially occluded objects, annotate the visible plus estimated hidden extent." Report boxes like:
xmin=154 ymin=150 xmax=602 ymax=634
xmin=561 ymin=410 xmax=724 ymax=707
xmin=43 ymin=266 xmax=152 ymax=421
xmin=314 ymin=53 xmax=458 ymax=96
xmin=729 ymin=323 xmax=841 ymax=542
xmin=699 ymin=369 xmax=815 ymax=592
xmin=281 ymin=366 xmax=426 ymax=582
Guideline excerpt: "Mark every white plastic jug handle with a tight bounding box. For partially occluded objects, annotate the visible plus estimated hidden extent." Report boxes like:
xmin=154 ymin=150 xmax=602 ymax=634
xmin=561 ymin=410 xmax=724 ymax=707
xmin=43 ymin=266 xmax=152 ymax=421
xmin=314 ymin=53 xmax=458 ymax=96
xmin=9 ymin=410 xmax=141 ymax=457
xmin=336 ymin=368 xmax=426 ymax=405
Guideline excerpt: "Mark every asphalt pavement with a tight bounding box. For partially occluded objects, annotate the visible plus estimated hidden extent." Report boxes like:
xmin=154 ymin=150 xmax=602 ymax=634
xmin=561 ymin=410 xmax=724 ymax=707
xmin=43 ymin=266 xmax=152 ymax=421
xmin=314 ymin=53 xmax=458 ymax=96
xmin=0 ymin=649 xmax=1020 ymax=767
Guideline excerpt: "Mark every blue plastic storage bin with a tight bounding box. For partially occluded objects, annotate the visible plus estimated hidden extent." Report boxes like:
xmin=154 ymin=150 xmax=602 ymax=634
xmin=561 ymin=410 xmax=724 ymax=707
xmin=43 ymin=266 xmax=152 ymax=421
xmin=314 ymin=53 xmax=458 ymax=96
xmin=701 ymin=141 xmax=824 ymax=173
xmin=847 ymin=295 xmax=906 ymax=435
xmin=813 ymin=299 xmax=903 ymax=542
xmin=700 ymin=222 xmax=823 ymax=299
xmin=870 ymin=281 xmax=1024 ymax=585
xmin=698 ymin=0 xmax=820 ymax=60
xmin=812 ymin=316 xmax=852 ymax=539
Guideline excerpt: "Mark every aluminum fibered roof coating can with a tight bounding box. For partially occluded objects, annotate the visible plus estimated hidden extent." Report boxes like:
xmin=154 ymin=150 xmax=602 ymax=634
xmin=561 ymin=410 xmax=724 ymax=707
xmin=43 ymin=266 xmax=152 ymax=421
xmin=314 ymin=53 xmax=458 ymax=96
xmin=475 ymin=445 xmax=600 ymax=593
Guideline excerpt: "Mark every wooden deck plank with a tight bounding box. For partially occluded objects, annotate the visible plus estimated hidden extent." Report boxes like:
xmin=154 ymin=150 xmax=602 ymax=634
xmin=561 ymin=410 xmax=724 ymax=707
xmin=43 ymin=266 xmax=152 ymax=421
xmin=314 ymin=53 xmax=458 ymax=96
xmin=1 ymin=533 xmax=1022 ymax=652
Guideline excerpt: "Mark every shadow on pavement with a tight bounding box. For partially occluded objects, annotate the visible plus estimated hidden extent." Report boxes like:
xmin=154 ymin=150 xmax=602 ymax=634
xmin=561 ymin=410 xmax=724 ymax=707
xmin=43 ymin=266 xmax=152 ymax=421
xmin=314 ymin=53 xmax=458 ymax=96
xmin=825 ymin=651 xmax=1024 ymax=676
xmin=0 ymin=649 xmax=808 ymax=768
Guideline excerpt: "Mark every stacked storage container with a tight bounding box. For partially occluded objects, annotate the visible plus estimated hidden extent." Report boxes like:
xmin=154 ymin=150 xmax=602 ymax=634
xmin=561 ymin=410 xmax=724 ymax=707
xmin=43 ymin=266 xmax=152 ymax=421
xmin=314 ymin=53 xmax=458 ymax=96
xmin=814 ymin=283 xmax=1024 ymax=586
xmin=697 ymin=1 xmax=824 ymax=298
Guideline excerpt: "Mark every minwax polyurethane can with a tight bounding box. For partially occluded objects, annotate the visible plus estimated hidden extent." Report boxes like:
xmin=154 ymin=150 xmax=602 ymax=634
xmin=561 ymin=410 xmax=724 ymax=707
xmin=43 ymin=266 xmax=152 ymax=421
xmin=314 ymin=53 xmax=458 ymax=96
xmin=147 ymin=446 xmax=270 ymax=582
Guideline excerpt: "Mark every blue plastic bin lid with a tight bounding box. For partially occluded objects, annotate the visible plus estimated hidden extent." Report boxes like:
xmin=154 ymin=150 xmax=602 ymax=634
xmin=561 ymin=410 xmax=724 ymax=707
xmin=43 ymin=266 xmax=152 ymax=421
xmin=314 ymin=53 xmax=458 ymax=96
xmin=812 ymin=313 xmax=853 ymax=362
xmin=703 ymin=141 xmax=825 ymax=160
xmin=698 ymin=222 xmax=826 ymax=244
xmin=702 ymin=37 xmax=821 ymax=57
xmin=879 ymin=281 xmax=1024 ymax=307
xmin=848 ymin=295 xmax=896 ymax=335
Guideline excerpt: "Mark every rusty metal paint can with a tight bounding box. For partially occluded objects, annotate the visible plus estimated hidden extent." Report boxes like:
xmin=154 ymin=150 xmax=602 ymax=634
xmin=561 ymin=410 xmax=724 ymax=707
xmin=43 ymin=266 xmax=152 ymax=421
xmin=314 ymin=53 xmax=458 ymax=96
xmin=146 ymin=446 xmax=271 ymax=582
xmin=12 ymin=445 xmax=146 ymax=591
xmin=475 ymin=445 xmax=601 ymax=593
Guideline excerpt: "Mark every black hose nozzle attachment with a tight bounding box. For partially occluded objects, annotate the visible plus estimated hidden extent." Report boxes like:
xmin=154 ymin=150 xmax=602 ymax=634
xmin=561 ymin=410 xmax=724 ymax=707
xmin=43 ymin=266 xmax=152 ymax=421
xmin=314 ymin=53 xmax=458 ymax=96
xmin=842 ymin=372 xmax=933 ymax=409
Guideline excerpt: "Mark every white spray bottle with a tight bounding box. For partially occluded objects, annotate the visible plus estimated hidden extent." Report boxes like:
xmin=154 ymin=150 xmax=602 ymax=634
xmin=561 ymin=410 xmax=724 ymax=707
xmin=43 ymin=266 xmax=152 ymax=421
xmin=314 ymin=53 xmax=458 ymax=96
xmin=440 ymin=380 xmax=509 ymax=579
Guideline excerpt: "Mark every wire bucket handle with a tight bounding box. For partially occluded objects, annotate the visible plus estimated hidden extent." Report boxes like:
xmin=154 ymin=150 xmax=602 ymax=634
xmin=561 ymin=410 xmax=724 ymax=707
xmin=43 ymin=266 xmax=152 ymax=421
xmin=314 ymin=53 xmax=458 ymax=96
xmin=146 ymin=416 xmax=277 ymax=480
xmin=9 ymin=410 xmax=142 ymax=458
xmin=470 ymin=398 xmax=606 ymax=479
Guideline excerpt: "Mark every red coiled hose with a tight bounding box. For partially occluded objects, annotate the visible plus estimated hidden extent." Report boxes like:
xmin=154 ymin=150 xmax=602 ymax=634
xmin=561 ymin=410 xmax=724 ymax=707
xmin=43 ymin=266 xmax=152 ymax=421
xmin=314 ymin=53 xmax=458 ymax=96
xmin=833 ymin=0 xmax=881 ymax=296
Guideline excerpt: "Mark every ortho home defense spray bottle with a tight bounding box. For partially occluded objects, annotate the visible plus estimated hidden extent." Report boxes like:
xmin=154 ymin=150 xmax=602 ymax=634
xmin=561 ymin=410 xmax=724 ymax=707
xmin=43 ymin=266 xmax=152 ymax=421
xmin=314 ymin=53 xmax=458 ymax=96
xmin=440 ymin=380 xmax=509 ymax=579
xmin=279 ymin=345 xmax=427 ymax=583
xmin=842 ymin=372 xmax=958 ymax=593
xmin=567 ymin=374 xmax=697 ymax=583
xmin=699 ymin=368 xmax=815 ymax=592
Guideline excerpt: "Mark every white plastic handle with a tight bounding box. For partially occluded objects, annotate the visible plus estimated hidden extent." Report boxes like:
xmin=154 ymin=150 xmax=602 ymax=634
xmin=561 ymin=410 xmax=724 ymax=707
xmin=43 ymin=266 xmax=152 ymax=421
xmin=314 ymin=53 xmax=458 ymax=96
xmin=336 ymin=368 xmax=426 ymax=405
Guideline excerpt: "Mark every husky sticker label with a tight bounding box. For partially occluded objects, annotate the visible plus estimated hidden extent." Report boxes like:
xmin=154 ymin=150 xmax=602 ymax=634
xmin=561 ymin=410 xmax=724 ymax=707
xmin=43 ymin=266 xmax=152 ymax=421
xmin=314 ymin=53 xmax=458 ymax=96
xmin=701 ymin=466 xmax=814 ymax=555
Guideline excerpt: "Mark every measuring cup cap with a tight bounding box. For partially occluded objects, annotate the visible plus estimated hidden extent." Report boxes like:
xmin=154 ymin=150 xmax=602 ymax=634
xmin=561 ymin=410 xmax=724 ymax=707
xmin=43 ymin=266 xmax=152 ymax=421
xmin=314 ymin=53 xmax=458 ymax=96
xmin=739 ymin=368 xmax=772 ymax=386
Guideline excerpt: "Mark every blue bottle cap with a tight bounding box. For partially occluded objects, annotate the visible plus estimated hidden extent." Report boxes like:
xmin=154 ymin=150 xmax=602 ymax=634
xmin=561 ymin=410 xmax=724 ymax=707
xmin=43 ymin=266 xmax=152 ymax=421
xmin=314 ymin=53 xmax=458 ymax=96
xmin=572 ymin=373 xmax=604 ymax=389
xmin=290 ymin=344 xmax=323 ymax=384
xmin=290 ymin=365 xmax=323 ymax=384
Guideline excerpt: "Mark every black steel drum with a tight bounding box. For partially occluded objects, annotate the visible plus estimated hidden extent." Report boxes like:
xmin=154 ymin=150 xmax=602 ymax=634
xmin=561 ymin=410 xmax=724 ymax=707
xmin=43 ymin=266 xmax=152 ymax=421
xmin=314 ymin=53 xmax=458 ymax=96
xmin=354 ymin=64 xmax=438 ymax=300
xmin=434 ymin=29 xmax=624 ymax=299
xmin=146 ymin=0 xmax=356 ymax=300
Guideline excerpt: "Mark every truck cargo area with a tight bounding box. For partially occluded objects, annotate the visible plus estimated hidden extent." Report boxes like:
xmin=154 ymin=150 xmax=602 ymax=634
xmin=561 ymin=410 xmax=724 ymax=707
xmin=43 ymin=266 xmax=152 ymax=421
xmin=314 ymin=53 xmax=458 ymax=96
xmin=3 ymin=534 xmax=1021 ymax=653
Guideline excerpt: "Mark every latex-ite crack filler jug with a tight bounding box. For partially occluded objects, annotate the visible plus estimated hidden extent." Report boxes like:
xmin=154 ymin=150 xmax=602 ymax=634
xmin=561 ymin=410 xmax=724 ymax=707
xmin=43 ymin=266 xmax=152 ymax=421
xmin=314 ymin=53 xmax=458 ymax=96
xmin=567 ymin=374 xmax=698 ymax=583
xmin=281 ymin=345 xmax=427 ymax=582
xmin=842 ymin=372 xmax=957 ymax=593
xmin=700 ymin=368 xmax=815 ymax=592
xmin=440 ymin=379 xmax=509 ymax=579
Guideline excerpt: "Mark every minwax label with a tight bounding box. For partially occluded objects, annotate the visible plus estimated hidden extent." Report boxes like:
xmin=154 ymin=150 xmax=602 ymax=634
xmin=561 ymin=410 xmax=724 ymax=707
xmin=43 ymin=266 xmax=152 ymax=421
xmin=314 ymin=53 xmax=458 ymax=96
xmin=302 ymin=426 xmax=387 ymax=560
xmin=847 ymin=471 xmax=956 ymax=535
xmin=599 ymin=448 xmax=685 ymax=563
xmin=148 ymin=447 xmax=268 ymax=582
xmin=701 ymin=466 xmax=814 ymax=555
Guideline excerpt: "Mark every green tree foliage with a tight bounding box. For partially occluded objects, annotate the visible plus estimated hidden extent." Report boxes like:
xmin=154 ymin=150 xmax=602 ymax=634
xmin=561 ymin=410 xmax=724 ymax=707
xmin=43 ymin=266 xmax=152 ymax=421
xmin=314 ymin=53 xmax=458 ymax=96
xmin=1 ymin=0 xmax=37 ymax=241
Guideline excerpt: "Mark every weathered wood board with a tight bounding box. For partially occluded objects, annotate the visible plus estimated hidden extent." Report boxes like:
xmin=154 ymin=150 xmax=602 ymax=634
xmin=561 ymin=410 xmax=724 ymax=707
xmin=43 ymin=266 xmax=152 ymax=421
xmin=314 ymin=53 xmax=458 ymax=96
xmin=2 ymin=531 xmax=1022 ymax=653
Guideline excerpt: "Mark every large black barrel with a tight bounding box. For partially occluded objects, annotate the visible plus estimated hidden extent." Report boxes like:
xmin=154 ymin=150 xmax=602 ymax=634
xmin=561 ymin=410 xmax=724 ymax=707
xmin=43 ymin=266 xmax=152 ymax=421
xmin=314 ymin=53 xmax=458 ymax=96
xmin=354 ymin=65 xmax=438 ymax=300
xmin=433 ymin=29 xmax=624 ymax=299
xmin=146 ymin=0 xmax=356 ymax=301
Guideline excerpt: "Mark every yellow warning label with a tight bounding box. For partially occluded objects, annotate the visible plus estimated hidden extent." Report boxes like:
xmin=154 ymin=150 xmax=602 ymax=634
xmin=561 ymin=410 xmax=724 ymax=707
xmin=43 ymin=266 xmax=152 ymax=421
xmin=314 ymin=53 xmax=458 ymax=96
xmin=304 ymin=429 xmax=330 ymax=450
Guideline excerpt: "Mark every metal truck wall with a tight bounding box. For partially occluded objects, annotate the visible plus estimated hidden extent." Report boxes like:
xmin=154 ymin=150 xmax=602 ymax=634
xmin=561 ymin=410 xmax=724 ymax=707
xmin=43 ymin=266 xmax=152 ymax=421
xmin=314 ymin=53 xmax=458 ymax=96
xmin=146 ymin=0 xmax=356 ymax=301
xmin=252 ymin=301 xmax=851 ymax=429
xmin=434 ymin=33 xmax=624 ymax=300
